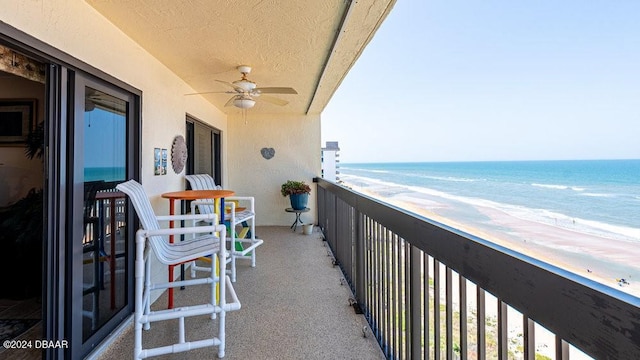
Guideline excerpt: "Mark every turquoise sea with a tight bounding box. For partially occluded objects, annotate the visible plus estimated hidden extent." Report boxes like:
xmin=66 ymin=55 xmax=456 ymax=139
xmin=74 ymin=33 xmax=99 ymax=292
xmin=85 ymin=167 xmax=125 ymax=182
xmin=339 ymin=159 xmax=640 ymax=242
xmin=339 ymin=159 xmax=640 ymax=294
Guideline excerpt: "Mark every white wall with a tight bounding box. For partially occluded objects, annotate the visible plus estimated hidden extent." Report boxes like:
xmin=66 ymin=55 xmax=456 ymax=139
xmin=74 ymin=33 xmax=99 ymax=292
xmin=227 ymin=112 xmax=321 ymax=225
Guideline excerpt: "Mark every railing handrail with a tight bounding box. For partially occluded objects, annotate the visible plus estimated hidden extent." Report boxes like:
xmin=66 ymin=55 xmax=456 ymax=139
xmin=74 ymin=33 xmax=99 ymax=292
xmin=315 ymin=177 xmax=640 ymax=359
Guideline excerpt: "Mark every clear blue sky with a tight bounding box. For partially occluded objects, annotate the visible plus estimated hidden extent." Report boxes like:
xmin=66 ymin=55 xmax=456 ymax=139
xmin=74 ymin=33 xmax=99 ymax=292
xmin=85 ymin=108 xmax=126 ymax=168
xmin=321 ymin=1 xmax=640 ymax=163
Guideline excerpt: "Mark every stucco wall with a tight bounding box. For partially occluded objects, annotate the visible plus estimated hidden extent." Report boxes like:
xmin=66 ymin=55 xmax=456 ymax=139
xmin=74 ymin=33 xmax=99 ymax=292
xmin=227 ymin=112 xmax=322 ymax=226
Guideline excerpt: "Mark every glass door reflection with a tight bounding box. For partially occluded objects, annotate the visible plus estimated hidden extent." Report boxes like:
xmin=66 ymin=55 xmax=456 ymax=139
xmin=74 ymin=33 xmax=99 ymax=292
xmin=81 ymin=87 xmax=128 ymax=341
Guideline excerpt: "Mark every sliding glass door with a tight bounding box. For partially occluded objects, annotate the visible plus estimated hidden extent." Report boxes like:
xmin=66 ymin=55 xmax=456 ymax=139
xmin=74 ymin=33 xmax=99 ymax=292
xmin=67 ymin=74 xmax=136 ymax=358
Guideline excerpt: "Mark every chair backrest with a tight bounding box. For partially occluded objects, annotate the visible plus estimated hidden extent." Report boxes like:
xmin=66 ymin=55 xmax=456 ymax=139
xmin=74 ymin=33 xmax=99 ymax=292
xmin=185 ymin=174 xmax=221 ymax=190
xmin=119 ymin=179 xmax=220 ymax=265
xmin=185 ymin=174 xmax=220 ymax=214
xmin=116 ymin=180 xmax=165 ymax=245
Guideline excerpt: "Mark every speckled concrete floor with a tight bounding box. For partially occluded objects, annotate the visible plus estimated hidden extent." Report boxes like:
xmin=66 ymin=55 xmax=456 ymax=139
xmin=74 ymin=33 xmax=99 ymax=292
xmin=93 ymin=226 xmax=384 ymax=360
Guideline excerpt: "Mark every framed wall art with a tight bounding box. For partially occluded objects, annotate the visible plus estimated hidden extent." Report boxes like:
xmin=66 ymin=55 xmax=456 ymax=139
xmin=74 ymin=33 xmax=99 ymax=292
xmin=154 ymin=148 xmax=162 ymax=175
xmin=0 ymin=99 xmax=36 ymax=144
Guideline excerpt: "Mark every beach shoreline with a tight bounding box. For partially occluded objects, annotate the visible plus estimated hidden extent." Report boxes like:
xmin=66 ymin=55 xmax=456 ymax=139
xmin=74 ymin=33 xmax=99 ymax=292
xmin=343 ymin=182 xmax=640 ymax=298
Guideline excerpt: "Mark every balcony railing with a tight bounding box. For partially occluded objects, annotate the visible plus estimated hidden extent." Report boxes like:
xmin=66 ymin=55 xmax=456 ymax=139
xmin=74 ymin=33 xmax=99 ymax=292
xmin=315 ymin=178 xmax=640 ymax=360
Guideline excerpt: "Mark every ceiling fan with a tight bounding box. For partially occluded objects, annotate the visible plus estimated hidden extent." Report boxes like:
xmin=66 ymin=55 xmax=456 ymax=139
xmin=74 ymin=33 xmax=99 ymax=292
xmin=186 ymin=65 xmax=297 ymax=109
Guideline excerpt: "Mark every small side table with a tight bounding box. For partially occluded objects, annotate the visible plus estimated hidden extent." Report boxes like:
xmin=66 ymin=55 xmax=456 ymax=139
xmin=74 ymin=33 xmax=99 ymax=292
xmin=285 ymin=207 xmax=310 ymax=232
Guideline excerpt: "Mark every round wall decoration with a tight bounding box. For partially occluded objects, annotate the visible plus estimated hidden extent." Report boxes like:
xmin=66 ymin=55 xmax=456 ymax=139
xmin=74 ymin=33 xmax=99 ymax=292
xmin=171 ymin=135 xmax=188 ymax=173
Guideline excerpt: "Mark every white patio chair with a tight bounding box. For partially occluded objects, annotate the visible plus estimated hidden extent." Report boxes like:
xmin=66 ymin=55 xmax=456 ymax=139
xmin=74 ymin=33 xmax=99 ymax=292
xmin=185 ymin=174 xmax=263 ymax=282
xmin=116 ymin=180 xmax=241 ymax=359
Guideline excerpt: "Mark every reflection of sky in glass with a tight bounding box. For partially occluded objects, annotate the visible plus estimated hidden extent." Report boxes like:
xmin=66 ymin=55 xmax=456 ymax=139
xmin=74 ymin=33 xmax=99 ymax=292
xmin=84 ymin=88 xmax=126 ymax=181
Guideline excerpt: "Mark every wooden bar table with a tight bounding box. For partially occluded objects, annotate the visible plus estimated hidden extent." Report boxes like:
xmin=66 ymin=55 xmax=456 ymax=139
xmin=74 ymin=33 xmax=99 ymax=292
xmin=161 ymin=189 xmax=235 ymax=309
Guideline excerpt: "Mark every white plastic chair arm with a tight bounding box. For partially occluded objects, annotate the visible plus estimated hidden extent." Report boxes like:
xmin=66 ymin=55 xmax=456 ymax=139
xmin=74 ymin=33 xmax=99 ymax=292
xmin=138 ymin=223 xmax=225 ymax=237
xmin=225 ymin=196 xmax=255 ymax=212
xmin=155 ymin=213 xmax=218 ymax=223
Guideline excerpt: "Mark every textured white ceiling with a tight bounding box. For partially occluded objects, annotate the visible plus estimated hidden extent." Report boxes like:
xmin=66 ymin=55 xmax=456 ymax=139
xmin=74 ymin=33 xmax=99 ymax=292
xmin=86 ymin=0 xmax=395 ymax=115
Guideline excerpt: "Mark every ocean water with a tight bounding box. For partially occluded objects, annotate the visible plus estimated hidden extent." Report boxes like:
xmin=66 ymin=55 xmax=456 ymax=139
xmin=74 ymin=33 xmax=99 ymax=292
xmin=85 ymin=167 xmax=125 ymax=182
xmin=338 ymin=159 xmax=640 ymax=246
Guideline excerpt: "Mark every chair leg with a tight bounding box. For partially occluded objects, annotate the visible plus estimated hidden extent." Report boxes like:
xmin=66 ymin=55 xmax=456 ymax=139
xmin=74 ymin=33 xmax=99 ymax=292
xmin=250 ymin=219 xmax=257 ymax=268
xmin=134 ymin=233 xmax=145 ymax=359
xmin=190 ymin=260 xmax=197 ymax=278
xmin=218 ymin=308 xmax=226 ymax=358
xmin=217 ymin=248 xmax=227 ymax=358
xmin=143 ymin=252 xmax=151 ymax=331
xmin=230 ymin=231 xmax=237 ymax=283
xmin=211 ymin=255 xmax=217 ymax=320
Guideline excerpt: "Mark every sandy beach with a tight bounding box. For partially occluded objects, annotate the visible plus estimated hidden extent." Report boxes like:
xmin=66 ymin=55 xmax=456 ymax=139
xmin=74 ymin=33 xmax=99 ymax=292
xmin=346 ymin=183 xmax=640 ymax=299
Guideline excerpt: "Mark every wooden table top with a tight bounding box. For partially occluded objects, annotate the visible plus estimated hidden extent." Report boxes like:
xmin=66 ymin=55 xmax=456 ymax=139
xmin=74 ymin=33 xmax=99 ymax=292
xmin=161 ymin=189 xmax=235 ymax=200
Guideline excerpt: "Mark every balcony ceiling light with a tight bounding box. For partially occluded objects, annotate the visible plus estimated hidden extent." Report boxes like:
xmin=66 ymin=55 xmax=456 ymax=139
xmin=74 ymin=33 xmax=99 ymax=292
xmin=233 ymin=96 xmax=256 ymax=109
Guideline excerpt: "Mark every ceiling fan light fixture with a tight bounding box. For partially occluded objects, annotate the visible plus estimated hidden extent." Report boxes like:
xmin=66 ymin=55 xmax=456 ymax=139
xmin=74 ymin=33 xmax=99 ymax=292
xmin=233 ymin=97 xmax=256 ymax=109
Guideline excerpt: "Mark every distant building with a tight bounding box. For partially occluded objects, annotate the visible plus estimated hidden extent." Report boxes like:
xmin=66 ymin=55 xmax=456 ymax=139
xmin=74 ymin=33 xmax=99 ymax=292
xmin=321 ymin=141 xmax=340 ymax=182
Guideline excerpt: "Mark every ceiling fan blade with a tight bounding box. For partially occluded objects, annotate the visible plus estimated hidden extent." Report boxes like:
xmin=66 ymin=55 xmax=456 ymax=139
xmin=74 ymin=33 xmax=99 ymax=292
xmin=184 ymin=90 xmax=233 ymax=95
xmin=259 ymin=94 xmax=289 ymax=106
xmin=224 ymin=96 xmax=237 ymax=107
xmin=254 ymin=87 xmax=298 ymax=95
xmin=216 ymin=79 xmax=245 ymax=92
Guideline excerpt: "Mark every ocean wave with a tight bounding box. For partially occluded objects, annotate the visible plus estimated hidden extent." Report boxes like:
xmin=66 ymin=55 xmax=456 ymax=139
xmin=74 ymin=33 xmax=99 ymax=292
xmin=442 ymin=197 xmax=640 ymax=242
xmin=581 ymin=192 xmax=616 ymax=198
xmin=577 ymin=218 xmax=640 ymax=240
xmin=532 ymin=183 xmax=567 ymax=190
xmin=341 ymin=167 xmax=390 ymax=174
xmin=532 ymin=183 xmax=566 ymax=190
xmin=531 ymin=183 xmax=585 ymax=192
xmin=452 ymin=199 xmax=639 ymax=242
xmin=339 ymin=174 xmax=404 ymax=190
xmin=434 ymin=192 xmax=640 ymax=242
xmin=340 ymin=175 xmax=640 ymax=243
xmin=420 ymin=175 xmax=482 ymax=183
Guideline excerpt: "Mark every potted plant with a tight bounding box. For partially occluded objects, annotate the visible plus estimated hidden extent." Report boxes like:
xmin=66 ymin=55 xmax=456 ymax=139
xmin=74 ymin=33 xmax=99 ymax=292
xmin=281 ymin=180 xmax=311 ymax=210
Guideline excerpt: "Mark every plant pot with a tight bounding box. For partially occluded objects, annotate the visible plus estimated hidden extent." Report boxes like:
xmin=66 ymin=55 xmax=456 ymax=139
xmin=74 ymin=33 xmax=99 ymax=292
xmin=302 ymin=223 xmax=313 ymax=235
xmin=289 ymin=193 xmax=309 ymax=210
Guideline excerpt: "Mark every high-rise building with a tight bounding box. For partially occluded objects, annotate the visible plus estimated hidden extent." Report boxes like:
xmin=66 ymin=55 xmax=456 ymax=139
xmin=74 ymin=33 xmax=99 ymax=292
xmin=321 ymin=141 xmax=340 ymax=182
